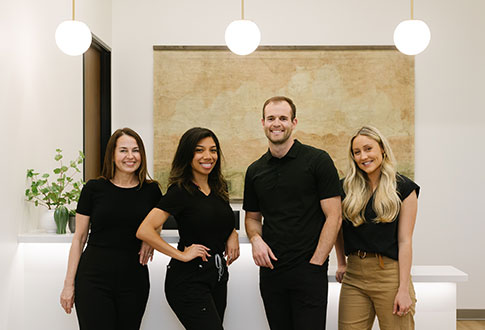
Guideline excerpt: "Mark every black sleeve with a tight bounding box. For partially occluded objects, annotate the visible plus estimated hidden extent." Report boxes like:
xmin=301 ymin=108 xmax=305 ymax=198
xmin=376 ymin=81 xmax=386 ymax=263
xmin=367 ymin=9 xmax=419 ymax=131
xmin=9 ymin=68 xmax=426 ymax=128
xmin=397 ymin=174 xmax=420 ymax=200
xmin=339 ymin=178 xmax=346 ymax=199
xmin=315 ymin=151 xmax=342 ymax=200
xmin=149 ymin=182 xmax=163 ymax=206
xmin=243 ymin=164 xmax=260 ymax=212
xmin=76 ymin=179 xmax=96 ymax=216
xmin=155 ymin=184 xmax=185 ymax=217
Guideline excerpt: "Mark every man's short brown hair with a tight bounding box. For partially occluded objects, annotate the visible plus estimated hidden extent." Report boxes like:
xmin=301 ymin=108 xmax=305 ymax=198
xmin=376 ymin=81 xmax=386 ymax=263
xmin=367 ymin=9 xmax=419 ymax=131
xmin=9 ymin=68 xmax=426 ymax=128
xmin=262 ymin=96 xmax=296 ymax=120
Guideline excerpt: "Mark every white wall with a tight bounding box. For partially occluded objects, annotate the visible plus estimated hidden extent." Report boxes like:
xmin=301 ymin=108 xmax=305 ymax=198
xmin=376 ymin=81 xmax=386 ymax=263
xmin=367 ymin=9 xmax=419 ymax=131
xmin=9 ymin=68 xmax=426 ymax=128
xmin=0 ymin=0 xmax=111 ymax=329
xmin=2 ymin=1 xmax=483 ymax=328
xmin=112 ymin=0 xmax=485 ymax=309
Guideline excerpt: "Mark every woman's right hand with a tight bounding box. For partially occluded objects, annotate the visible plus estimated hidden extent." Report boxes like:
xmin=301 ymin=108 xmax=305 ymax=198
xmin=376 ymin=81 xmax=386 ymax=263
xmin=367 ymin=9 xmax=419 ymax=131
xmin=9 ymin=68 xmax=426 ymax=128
xmin=336 ymin=264 xmax=347 ymax=283
xmin=182 ymin=244 xmax=211 ymax=262
xmin=60 ymin=285 xmax=75 ymax=314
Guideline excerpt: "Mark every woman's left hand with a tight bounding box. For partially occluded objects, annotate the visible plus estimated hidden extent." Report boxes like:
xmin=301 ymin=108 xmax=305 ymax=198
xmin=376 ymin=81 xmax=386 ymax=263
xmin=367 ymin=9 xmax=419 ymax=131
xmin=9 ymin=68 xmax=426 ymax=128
xmin=139 ymin=241 xmax=154 ymax=265
xmin=393 ymin=289 xmax=413 ymax=317
xmin=225 ymin=230 xmax=240 ymax=266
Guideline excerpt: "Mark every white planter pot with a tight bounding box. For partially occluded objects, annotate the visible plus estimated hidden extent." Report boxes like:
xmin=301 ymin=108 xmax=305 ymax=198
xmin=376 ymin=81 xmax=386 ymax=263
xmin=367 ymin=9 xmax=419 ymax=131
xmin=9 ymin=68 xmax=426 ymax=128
xmin=40 ymin=209 xmax=57 ymax=233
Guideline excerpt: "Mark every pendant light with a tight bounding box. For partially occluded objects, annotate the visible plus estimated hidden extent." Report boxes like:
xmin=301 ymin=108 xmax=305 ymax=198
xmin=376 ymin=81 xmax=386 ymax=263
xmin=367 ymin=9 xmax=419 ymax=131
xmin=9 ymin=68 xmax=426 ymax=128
xmin=225 ymin=0 xmax=261 ymax=56
xmin=393 ymin=0 xmax=431 ymax=55
xmin=55 ymin=0 xmax=92 ymax=56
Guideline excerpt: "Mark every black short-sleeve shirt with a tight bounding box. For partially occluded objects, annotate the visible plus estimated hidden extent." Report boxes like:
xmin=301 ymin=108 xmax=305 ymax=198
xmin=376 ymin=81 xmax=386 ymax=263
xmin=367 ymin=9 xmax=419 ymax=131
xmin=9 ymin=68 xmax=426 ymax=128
xmin=243 ymin=140 xmax=341 ymax=271
xmin=341 ymin=174 xmax=420 ymax=260
xmin=156 ymin=183 xmax=235 ymax=255
xmin=76 ymin=179 xmax=162 ymax=251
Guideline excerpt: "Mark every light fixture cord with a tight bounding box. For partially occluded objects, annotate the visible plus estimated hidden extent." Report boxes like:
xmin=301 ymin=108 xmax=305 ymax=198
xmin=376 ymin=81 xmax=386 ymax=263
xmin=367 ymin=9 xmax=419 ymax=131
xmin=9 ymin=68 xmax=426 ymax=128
xmin=410 ymin=0 xmax=414 ymax=19
xmin=241 ymin=0 xmax=245 ymax=20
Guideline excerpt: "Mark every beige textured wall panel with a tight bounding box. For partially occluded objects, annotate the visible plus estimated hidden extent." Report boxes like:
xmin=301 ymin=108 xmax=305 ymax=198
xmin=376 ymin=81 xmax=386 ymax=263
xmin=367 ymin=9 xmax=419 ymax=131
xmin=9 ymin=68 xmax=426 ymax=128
xmin=153 ymin=47 xmax=414 ymax=198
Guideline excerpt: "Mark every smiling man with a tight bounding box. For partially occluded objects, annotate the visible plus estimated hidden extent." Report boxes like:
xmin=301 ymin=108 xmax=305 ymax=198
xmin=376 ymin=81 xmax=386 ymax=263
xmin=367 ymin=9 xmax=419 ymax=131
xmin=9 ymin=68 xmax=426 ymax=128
xmin=243 ymin=96 xmax=342 ymax=330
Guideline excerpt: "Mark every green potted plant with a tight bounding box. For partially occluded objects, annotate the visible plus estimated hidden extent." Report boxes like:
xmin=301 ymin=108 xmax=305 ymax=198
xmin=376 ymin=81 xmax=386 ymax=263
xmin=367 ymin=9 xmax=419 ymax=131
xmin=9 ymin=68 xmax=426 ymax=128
xmin=25 ymin=149 xmax=84 ymax=234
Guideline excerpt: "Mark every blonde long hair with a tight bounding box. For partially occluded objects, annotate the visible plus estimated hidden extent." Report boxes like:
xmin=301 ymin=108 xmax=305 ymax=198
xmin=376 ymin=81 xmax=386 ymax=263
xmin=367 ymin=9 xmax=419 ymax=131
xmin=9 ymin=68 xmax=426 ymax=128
xmin=342 ymin=126 xmax=401 ymax=226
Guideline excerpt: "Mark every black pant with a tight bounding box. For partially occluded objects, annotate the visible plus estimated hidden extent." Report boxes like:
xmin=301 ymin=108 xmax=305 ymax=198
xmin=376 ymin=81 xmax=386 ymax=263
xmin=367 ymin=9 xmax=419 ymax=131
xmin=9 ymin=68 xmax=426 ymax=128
xmin=259 ymin=260 xmax=329 ymax=330
xmin=165 ymin=254 xmax=229 ymax=330
xmin=74 ymin=245 xmax=150 ymax=330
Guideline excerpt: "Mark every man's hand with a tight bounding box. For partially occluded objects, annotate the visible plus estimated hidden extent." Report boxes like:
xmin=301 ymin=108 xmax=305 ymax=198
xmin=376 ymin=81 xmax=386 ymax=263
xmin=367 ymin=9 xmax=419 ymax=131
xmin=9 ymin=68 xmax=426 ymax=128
xmin=250 ymin=235 xmax=277 ymax=269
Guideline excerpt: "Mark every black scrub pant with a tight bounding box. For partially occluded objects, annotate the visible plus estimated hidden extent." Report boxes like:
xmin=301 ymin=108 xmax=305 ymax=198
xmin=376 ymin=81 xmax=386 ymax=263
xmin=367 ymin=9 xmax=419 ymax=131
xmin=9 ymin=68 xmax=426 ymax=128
xmin=259 ymin=260 xmax=329 ymax=330
xmin=165 ymin=254 xmax=229 ymax=330
xmin=74 ymin=245 xmax=150 ymax=330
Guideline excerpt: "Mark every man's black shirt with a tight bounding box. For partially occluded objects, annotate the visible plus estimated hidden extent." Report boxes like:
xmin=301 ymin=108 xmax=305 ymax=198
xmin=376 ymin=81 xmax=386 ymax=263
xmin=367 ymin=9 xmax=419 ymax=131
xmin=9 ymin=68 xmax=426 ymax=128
xmin=243 ymin=140 xmax=341 ymax=271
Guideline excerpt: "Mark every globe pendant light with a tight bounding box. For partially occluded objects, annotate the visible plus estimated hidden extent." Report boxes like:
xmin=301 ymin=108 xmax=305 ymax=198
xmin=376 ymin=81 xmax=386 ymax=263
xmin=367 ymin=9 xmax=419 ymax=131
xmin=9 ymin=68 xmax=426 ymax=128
xmin=55 ymin=0 xmax=92 ymax=56
xmin=225 ymin=0 xmax=261 ymax=56
xmin=393 ymin=0 xmax=431 ymax=56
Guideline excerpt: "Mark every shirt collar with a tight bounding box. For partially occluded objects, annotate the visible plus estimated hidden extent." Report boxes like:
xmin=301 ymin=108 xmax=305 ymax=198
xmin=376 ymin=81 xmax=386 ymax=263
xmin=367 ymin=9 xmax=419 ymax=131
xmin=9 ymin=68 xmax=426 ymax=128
xmin=263 ymin=139 xmax=301 ymax=162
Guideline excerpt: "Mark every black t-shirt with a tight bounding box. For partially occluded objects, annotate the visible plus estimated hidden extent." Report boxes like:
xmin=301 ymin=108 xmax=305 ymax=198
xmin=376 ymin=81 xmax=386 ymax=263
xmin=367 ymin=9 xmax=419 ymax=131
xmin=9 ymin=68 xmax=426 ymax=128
xmin=77 ymin=178 xmax=162 ymax=252
xmin=243 ymin=140 xmax=341 ymax=271
xmin=341 ymin=174 xmax=420 ymax=260
xmin=156 ymin=183 xmax=235 ymax=255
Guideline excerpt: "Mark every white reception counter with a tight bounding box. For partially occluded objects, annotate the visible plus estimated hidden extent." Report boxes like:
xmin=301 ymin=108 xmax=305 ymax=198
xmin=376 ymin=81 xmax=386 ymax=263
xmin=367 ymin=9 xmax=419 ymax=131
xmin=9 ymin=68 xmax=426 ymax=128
xmin=17 ymin=233 xmax=467 ymax=330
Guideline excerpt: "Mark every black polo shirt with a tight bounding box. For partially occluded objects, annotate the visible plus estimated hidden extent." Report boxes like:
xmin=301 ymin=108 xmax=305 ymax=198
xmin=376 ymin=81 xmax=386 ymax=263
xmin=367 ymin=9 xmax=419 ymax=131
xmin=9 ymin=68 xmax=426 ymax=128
xmin=243 ymin=140 xmax=341 ymax=271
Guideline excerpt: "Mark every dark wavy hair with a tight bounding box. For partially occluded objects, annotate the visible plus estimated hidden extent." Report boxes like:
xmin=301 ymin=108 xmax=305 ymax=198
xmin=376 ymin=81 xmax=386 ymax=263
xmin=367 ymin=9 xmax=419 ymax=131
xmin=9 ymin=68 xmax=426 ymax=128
xmin=168 ymin=127 xmax=228 ymax=201
xmin=100 ymin=127 xmax=154 ymax=187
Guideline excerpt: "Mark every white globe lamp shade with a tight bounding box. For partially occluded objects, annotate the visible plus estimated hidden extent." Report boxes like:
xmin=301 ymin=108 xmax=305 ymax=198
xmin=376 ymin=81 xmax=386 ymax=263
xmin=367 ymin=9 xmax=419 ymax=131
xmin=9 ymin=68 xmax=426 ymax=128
xmin=225 ymin=20 xmax=261 ymax=56
xmin=393 ymin=19 xmax=431 ymax=55
xmin=55 ymin=20 xmax=92 ymax=56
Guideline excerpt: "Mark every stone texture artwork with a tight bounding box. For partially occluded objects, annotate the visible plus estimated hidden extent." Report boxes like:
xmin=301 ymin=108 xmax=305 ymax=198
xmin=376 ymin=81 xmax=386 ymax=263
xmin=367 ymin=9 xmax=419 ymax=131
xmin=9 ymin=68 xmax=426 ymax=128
xmin=154 ymin=46 xmax=414 ymax=200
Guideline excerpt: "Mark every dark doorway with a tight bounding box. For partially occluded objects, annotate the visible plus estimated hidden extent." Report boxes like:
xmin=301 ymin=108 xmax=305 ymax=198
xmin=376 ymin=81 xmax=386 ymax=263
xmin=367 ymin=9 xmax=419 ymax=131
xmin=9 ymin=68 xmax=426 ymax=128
xmin=83 ymin=35 xmax=111 ymax=181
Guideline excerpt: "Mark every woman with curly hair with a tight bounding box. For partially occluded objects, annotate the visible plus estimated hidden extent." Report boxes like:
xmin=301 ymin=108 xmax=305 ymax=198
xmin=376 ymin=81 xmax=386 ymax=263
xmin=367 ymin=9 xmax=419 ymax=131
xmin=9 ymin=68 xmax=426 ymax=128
xmin=335 ymin=126 xmax=419 ymax=330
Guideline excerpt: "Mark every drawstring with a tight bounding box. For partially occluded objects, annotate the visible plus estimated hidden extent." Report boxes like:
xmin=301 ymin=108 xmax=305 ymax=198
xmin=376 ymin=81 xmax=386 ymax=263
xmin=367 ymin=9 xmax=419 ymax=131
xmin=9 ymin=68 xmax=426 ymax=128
xmin=214 ymin=254 xmax=224 ymax=282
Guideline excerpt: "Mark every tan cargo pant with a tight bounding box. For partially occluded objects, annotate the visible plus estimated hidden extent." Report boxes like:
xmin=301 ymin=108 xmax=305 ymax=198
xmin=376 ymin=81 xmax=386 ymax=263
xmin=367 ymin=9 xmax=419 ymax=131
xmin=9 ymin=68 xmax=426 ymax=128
xmin=338 ymin=254 xmax=416 ymax=330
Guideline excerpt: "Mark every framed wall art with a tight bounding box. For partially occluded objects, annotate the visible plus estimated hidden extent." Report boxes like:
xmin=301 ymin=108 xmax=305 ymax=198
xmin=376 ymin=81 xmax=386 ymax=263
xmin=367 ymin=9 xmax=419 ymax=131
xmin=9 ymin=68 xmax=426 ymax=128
xmin=153 ymin=46 xmax=415 ymax=200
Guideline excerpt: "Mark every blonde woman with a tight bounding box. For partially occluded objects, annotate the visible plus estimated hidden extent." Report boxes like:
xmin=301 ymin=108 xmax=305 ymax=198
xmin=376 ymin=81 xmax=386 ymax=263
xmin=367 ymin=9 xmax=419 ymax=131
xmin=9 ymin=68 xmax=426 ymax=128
xmin=335 ymin=126 xmax=419 ymax=330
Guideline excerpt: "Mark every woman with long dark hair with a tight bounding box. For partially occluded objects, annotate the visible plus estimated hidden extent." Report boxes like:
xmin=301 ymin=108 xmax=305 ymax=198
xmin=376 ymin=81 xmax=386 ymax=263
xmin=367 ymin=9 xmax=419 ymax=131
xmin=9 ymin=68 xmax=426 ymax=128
xmin=335 ymin=126 xmax=419 ymax=329
xmin=60 ymin=128 xmax=162 ymax=330
xmin=137 ymin=127 xmax=239 ymax=330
